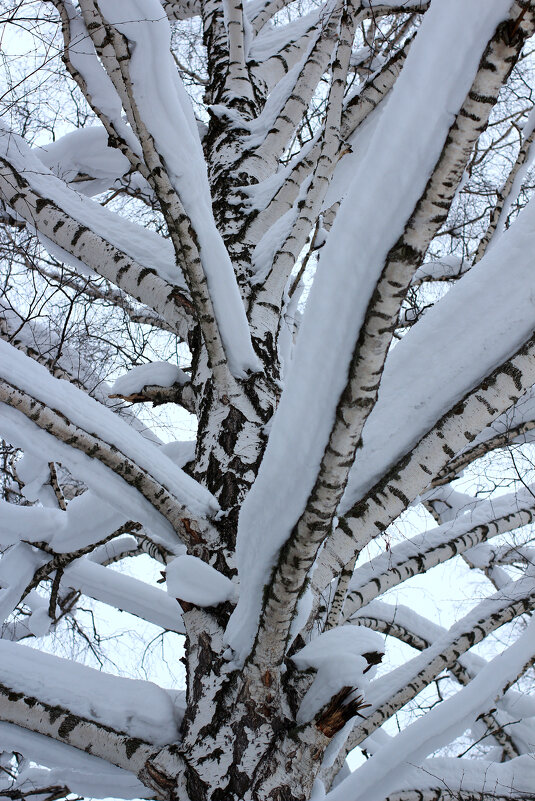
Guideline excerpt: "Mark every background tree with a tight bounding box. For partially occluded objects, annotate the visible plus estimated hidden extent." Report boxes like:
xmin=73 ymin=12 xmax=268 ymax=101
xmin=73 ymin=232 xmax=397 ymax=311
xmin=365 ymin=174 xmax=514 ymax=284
xmin=1 ymin=0 xmax=535 ymax=800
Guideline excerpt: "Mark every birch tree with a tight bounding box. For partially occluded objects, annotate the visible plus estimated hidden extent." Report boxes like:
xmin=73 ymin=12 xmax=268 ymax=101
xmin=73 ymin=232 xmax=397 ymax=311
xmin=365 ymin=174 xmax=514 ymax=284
xmin=2 ymin=0 xmax=535 ymax=799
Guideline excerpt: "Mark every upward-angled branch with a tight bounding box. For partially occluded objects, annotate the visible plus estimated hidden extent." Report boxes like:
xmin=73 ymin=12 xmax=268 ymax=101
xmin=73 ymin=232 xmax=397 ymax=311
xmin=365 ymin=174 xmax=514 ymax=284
xmin=314 ymin=333 xmax=535 ymax=594
xmin=245 ymin=35 xmax=412 ymax=250
xmin=222 ymin=0 xmax=255 ymax=103
xmin=248 ymin=2 xmax=535 ymax=675
xmin=249 ymin=2 xmax=357 ymax=343
xmin=341 ymin=577 xmax=535 ymax=755
xmin=0 ymin=342 xmax=218 ymax=550
xmin=240 ymin=0 xmax=348 ymax=181
xmin=76 ymin=0 xmax=259 ymax=383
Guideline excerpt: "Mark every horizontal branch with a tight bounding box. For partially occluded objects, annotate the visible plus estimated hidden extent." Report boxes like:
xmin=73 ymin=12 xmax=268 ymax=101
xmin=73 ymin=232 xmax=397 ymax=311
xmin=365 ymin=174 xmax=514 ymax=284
xmin=109 ymin=381 xmax=196 ymax=414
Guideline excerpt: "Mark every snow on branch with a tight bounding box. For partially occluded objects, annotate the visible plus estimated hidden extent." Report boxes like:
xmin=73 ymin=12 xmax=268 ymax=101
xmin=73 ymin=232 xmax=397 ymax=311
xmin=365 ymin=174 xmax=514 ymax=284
xmin=316 ymin=178 xmax=535 ymax=591
xmin=249 ymin=7 xmax=324 ymax=89
xmin=109 ymin=362 xmax=196 ymax=413
xmin=82 ymin=0 xmax=261 ymax=380
xmin=0 ymin=639 xmax=181 ymax=746
xmin=35 ymin=125 xmax=137 ymax=199
xmin=326 ymin=616 xmax=535 ymax=801
xmin=242 ymin=0 xmax=346 ymax=179
xmin=62 ymin=559 xmax=186 ymax=633
xmin=244 ymin=39 xmax=409 ymax=258
xmin=0 ymin=130 xmax=195 ymax=341
xmin=0 ymin=340 xmax=218 ymax=546
xmin=345 ymin=572 xmax=535 ymax=752
xmin=431 ymin=386 xmax=535 ymax=487
xmin=342 ymin=485 xmax=535 ymax=620
xmin=0 ymin=302 xmax=169 ymax=438
xmin=382 ymin=756 xmax=535 ymax=801
xmin=0 ymin=722 xmax=148 ymax=801
xmin=227 ymin=0 xmax=521 ymax=669
xmin=315 ymin=333 xmax=535 ymax=595
xmin=0 ymin=645 xmax=188 ymax=799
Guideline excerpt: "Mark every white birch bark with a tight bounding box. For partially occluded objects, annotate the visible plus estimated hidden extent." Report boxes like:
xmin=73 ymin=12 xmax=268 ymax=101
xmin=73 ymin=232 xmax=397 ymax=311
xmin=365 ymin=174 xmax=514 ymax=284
xmin=2 ymin=2 xmax=535 ymax=799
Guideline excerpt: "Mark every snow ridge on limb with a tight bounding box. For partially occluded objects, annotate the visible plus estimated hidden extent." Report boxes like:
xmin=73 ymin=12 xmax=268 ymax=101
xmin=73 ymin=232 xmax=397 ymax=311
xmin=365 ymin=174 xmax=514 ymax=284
xmin=81 ymin=0 xmax=260 ymax=381
xmin=0 ymin=640 xmax=180 ymax=746
xmin=0 ymin=341 xmax=218 ymax=546
xmin=249 ymin=0 xmax=298 ymax=36
xmin=246 ymin=35 xmax=413 ymax=247
xmin=344 ymin=601 xmax=525 ymax=761
xmin=342 ymin=486 xmax=535 ymax=619
xmin=350 ymin=601 xmax=529 ymax=760
xmin=248 ymin=2 xmax=359 ymax=340
xmin=326 ymin=615 xmax=535 ymax=801
xmin=0 ymin=302 xmax=170 ymax=439
xmin=340 ymin=573 xmax=535 ymax=755
xmin=314 ymin=334 xmax=535 ymax=594
xmin=382 ymin=756 xmax=535 ymax=801
xmin=241 ymin=0 xmax=348 ymax=183
xmin=226 ymin=0 xmax=517 ymax=668
xmin=474 ymin=103 xmax=535 ymax=264
xmin=0 ymin=643 xmax=189 ymax=799
xmin=62 ymin=559 xmax=187 ymax=633
xmin=309 ymin=0 xmax=535 ymax=618
xmin=315 ymin=184 xmax=535 ymax=591
xmin=0 ymin=132 xmax=195 ymax=341
xmin=249 ymin=8 xmax=325 ymax=89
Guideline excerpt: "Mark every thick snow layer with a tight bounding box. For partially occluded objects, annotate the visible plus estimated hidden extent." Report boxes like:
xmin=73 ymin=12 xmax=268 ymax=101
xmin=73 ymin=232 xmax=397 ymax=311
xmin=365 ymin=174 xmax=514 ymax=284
xmin=97 ymin=0 xmax=261 ymax=378
xmin=0 ymin=501 xmax=63 ymax=547
xmin=63 ymin=4 xmax=141 ymax=157
xmin=63 ymin=558 xmax=186 ymax=633
xmin=489 ymin=103 xmax=535 ymax=250
xmin=323 ymin=87 xmax=385 ymax=209
xmin=326 ymin=615 xmax=535 ymax=801
xmin=0 ymin=723 xmax=147 ymax=799
xmin=341 ymin=182 xmax=535 ymax=512
xmin=111 ymin=361 xmax=188 ymax=396
xmin=36 ymin=126 xmax=131 ymax=194
xmin=161 ymin=440 xmax=196 ymax=469
xmin=248 ymin=8 xmax=319 ymax=62
xmin=0 ymin=403 xmax=175 ymax=545
xmin=0 ymin=126 xmax=187 ymax=289
xmin=349 ymin=484 xmax=535 ymax=596
xmin=395 ymin=755 xmax=535 ymax=798
xmin=292 ymin=626 xmax=384 ymax=723
xmin=292 ymin=626 xmax=384 ymax=672
xmin=0 ymin=492 xmax=127 ymax=552
xmin=0 ymin=639 xmax=180 ymax=745
xmin=166 ymin=554 xmax=237 ymax=606
xmin=0 ymin=543 xmax=47 ymax=623
xmin=0 ymin=340 xmax=217 ymax=521
xmin=226 ymin=0 xmax=511 ymax=661
xmin=0 ymin=301 xmax=163 ymax=445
